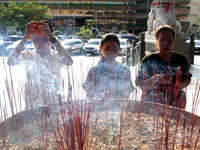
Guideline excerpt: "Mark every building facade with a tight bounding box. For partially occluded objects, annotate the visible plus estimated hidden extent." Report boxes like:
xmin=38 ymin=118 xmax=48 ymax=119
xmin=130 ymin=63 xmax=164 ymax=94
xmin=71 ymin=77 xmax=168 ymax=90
xmin=0 ymin=0 xmax=199 ymax=35
xmin=179 ymin=0 xmax=200 ymax=35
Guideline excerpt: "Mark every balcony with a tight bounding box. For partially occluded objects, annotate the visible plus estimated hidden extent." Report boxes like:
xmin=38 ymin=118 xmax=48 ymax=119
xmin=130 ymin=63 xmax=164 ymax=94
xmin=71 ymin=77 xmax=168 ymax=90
xmin=47 ymin=3 xmax=152 ymax=11
xmin=180 ymin=21 xmax=190 ymax=32
xmin=134 ymin=13 xmax=148 ymax=19
xmin=95 ymin=13 xmax=148 ymax=19
xmin=87 ymin=23 xmax=139 ymax=32
xmin=175 ymin=6 xmax=190 ymax=16
xmin=176 ymin=0 xmax=191 ymax=4
xmin=134 ymin=23 xmax=147 ymax=31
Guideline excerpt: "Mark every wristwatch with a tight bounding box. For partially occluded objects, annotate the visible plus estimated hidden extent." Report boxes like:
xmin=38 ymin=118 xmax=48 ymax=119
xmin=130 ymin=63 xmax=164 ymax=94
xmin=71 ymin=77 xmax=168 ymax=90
xmin=50 ymin=35 xmax=57 ymax=43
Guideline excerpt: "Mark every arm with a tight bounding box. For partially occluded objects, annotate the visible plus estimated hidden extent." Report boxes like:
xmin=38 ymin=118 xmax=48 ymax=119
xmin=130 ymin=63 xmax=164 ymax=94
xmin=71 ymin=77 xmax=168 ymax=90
xmin=137 ymin=76 xmax=154 ymax=91
xmin=38 ymin=22 xmax=73 ymax=66
xmin=7 ymin=21 xmax=37 ymax=66
xmin=7 ymin=35 xmax=29 ymax=66
xmin=137 ymin=73 xmax=191 ymax=93
xmin=123 ymin=69 xmax=135 ymax=98
xmin=53 ymin=40 xmax=73 ymax=66
xmin=170 ymin=79 xmax=191 ymax=92
xmin=170 ymin=57 xmax=192 ymax=92
xmin=82 ymin=70 xmax=95 ymax=98
xmin=137 ymin=73 xmax=171 ymax=91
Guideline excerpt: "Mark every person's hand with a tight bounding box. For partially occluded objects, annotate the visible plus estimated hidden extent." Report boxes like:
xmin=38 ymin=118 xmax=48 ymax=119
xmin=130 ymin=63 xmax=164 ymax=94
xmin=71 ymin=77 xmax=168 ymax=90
xmin=25 ymin=21 xmax=53 ymax=39
xmin=20 ymin=50 xmax=33 ymax=60
xmin=35 ymin=22 xmax=52 ymax=39
xmin=153 ymin=74 xmax=171 ymax=85
xmin=25 ymin=21 xmax=38 ymax=38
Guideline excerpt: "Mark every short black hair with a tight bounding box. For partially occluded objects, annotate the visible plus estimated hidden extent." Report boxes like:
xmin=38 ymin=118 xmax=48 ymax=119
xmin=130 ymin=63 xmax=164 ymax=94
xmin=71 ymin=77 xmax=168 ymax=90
xmin=100 ymin=33 xmax=120 ymax=47
xmin=154 ymin=25 xmax=176 ymax=40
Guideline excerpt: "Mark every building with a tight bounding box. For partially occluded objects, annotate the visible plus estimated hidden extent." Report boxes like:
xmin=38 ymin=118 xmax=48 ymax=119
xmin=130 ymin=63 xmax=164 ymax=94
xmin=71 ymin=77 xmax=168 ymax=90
xmin=178 ymin=0 xmax=200 ymax=35
xmin=0 ymin=0 xmax=199 ymax=35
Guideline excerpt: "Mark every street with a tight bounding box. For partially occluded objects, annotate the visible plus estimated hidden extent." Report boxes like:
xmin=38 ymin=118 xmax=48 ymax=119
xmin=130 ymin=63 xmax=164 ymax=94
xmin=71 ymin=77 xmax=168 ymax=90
xmin=0 ymin=54 xmax=200 ymax=120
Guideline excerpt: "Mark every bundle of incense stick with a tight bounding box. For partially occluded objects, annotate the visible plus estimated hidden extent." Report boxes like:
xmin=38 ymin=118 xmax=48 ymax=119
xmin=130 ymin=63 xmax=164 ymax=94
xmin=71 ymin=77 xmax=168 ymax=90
xmin=0 ymin=57 xmax=200 ymax=149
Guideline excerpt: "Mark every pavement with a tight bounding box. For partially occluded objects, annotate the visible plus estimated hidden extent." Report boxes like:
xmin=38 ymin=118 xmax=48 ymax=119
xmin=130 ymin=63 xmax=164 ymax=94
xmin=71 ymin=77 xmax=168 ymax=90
xmin=186 ymin=55 xmax=200 ymax=116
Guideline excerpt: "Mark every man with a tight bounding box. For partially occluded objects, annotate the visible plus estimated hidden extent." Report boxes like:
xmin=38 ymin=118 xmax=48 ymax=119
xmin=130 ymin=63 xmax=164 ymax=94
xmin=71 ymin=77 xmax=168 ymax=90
xmin=7 ymin=20 xmax=73 ymax=108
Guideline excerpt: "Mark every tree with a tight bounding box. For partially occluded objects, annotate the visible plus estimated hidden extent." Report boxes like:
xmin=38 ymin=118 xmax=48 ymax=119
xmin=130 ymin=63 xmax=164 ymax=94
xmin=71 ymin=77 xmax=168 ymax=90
xmin=54 ymin=30 xmax=62 ymax=36
xmin=0 ymin=4 xmax=15 ymax=35
xmin=120 ymin=30 xmax=128 ymax=34
xmin=196 ymin=17 xmax=200 ymax=32
xmin=195 ymin=6 xmax=200 ymax=33
xmin=0 ymin=2 xmax=52 ymax=35
xmin=76 ymin=25 xmax=91 ymax=39
xmin=9 ymin=30 xmax=18 ymax=35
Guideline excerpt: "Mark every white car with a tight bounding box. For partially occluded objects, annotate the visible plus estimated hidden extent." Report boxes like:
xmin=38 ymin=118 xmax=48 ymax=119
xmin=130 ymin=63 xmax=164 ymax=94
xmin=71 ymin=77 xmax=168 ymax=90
xmin=119 ymin=39 xmax=131 ymax=55
xmin=6 ymin=39 xmax=33 ymax=54
xmin=83 ymin=39 xmax=101 ymax=55
xmin=25 ymin=43 xmax=35 ymax=50
xmin=0 ymin=36 xmax=4 ymax=43
xmin=57 ymin=35 xmax=69 ymax=41
xmin=194 ymin=40 xmax=200 ymax=53
xmin=25 ymin=43 xmax=56 ymax=51
xmin=61 ymin=39 xmax=83 ymax=54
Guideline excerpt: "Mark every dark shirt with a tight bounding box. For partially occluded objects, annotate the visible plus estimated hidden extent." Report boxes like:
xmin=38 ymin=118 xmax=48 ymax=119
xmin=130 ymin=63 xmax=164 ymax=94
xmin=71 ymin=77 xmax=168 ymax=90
xmin=137 ymin=51 xmax=192 ymax=105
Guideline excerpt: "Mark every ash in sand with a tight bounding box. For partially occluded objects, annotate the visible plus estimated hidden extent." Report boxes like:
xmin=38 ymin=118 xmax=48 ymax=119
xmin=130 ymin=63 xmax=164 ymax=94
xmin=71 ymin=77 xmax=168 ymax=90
xmin=0 ymin=100 xmax=200 ymax=149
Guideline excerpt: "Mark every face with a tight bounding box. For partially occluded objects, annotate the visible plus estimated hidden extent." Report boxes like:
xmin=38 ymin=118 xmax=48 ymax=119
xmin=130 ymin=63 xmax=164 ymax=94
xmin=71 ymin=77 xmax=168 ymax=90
xmin=100 ymin=40 xmax=120 ymax=62
xmin=156 ymin=30 xmax=174 ymax=55
xmin=32 ymin=32 xmax=51 ymax=53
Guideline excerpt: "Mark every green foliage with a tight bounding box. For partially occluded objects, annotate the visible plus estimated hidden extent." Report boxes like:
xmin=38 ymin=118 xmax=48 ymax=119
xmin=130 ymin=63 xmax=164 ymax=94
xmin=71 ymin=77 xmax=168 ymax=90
xmin=54 ymin=30 xmax=62 ymax=36
xmin=0 ymin=4 xmax=14 ymax=32
xmin=195 ymin=14 xmax=200 ymax=31
xmin=9 ymin=30 xmax=18 ymax=35
xmin=120 ymin=30 xmax=128 ymax=34
xmin=181 ymin=32 xmax=186 ymax=36
xmin=0 ymin=2 xmax=52 ymax=34
xmin=76 ymin=25 xmax=90 ymax=39
xmin=196 ymin=17 xmax=200 ymax=23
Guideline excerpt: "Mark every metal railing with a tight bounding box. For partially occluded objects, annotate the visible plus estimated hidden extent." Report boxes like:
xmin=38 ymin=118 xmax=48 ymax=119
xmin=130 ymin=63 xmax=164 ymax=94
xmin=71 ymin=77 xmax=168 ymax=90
xmin=126 ymin=32 xmax=145 ymax=66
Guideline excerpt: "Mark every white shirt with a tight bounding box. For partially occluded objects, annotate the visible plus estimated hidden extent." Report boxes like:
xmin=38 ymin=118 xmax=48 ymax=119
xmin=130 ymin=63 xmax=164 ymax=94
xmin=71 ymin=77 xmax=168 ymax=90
xmin=19 ymin=49 xmax=65 ymax=108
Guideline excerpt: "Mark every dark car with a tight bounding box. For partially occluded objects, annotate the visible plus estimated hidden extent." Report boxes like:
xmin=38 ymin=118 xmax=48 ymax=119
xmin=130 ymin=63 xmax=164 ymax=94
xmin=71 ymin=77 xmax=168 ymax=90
xmin=0 ymin=41 xmax=14 ymax=56
xmin=95 ymin=35 xmax=104 ymax=39
xmin=6 ymin=35 xmax=23 ymax=42
xmin=186 ymin=39 xmax=200 ymax=54
xmin=120 ymin=35 xmax=139 ymax=44
xmin=194 ymin=40 xmax=200 ymax=54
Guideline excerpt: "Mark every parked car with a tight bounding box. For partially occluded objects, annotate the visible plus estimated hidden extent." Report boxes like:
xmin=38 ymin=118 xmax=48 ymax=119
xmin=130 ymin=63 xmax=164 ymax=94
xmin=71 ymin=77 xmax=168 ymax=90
xmin=6 ymin=35 xmax=23 ymax=42
xmin=6 ymin=39 xmax=33 ymax=55
xmin=186 ymin=35 xmax=198 ymax=41
xmin=0 ymin=41 xmax=14 ymax=56
xmin=72 ymin=36 xmax=83 ymax=40
xmin=0 ymin=36 xmax=4 ymax=43
xmin=186 ymin=39 xmax=200 ymax=54
xmin=119 ymin=39 xmax=131 ymax=55
xmin=82 ymin=39 xmax=101 ymax=55
xmin=25 ymin=43 xmax=56 ymax=51
xmin=119 ymin=35 xmax=139 ymax=44
xmin=57 ymin=35 xmax=69 ymax=41
xmin=61 ymin=39 xmax=83 ymax=54
xmin=194 ymin=40 xmax=200 ymax=54
xmin=95 ymin=35 xmax=104 ymax=39
xmin=72 ymin=36 xmax=87 ymax=45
